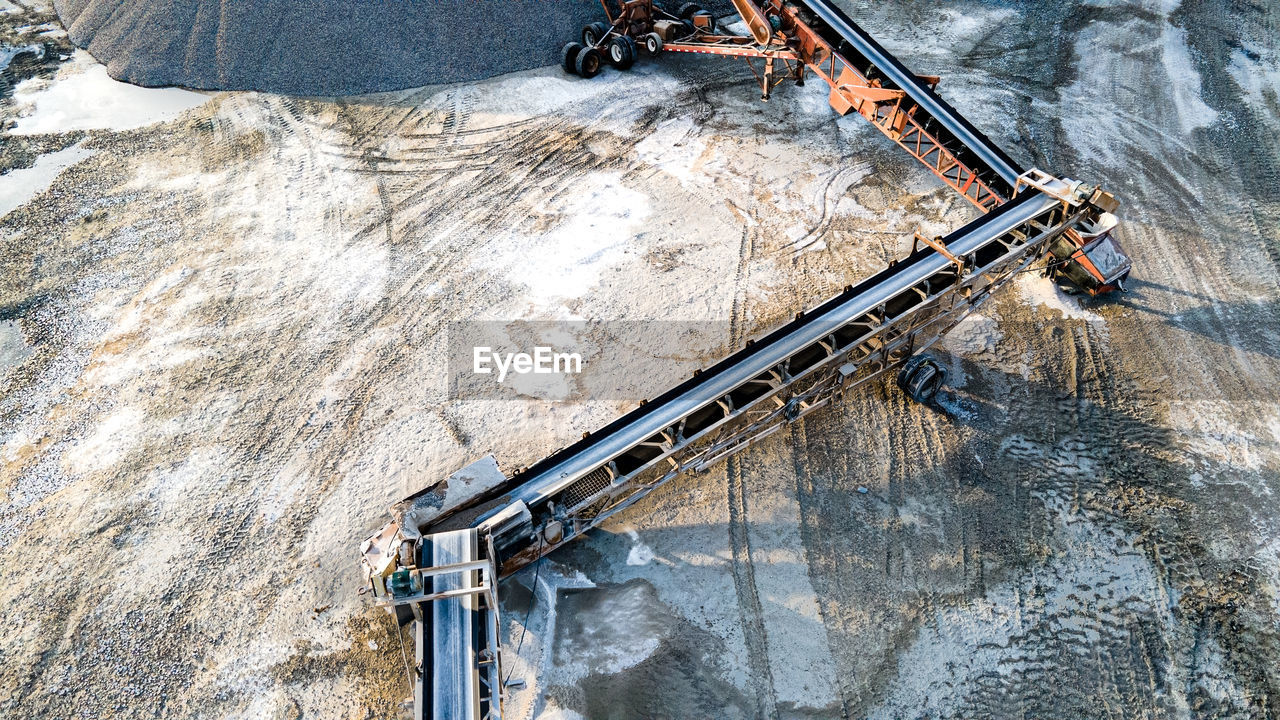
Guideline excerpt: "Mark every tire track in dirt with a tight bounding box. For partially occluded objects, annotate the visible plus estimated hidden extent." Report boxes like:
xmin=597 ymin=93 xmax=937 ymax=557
xmin=785 ymin=161 xmax=871 ymax=256
xmin=724 ymin=453 xmax=781 ymax=720
xmin=963 ymin=322 xmax=1170 ymax=718
xmin=783 ymin=414 xmax=854 ymax=720
xmin=116 ymin=91 xmax=660 ymax=713
xmin=180 ymin=78 xmax=706 ymax=578
xmin=723 ymin=196 xmax=782 ymax=718
xmin=924 ymin=294 xmax=1274 ymax=719
xmin=253 ymin=117 xmax=604 ymax=508
xmin=1062 ymin=323 xmax=1280 ymax=717
xmin=785 ymin=386 xmax=900 ymax=716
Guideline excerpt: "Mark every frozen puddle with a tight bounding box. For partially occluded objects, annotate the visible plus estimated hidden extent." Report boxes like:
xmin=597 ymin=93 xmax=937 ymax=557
xmin=11 ymin=50 xmax=210 ymax=135
xmin=0 ymin=143 xmax=95 ymax=219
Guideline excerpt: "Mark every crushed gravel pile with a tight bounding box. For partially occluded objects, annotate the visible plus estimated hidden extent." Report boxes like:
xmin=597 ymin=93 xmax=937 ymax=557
xmin=53 ymin=0 xmax=731 ymax=95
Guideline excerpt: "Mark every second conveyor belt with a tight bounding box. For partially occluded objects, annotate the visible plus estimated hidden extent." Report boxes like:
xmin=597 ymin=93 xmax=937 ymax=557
xmin=796 ymin=0 xmax=1025 ymax=199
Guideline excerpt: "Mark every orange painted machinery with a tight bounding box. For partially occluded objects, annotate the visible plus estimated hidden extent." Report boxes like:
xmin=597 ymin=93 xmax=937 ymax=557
xmin=563 ymin=0 xmax=1132 ymax=294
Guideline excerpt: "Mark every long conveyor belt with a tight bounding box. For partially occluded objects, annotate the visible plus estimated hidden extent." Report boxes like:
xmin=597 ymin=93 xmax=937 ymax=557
xmin=363 ymin=176 xmax=1117 ymax=720
xmin=360 ymin=4 xmax=1130 ymax=718
xmin=424 ymin=182 xmax=1101 ymax=574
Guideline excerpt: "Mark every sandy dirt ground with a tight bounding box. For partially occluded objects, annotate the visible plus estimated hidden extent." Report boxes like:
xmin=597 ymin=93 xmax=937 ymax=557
xmin=1 ymin=0 xmax=1278 ymax=718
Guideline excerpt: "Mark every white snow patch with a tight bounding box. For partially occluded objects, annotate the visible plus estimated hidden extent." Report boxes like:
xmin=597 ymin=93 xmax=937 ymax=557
xmin=481 ymin=172 xmax=649 ymax=309
xmin=2 ymin=429 xmax=37 ymax=463
xmin=18 ymin=22 xmax=65 ymax=39
xmin=1017 ymin=275 xmax=1103 ymax=324
xmin=1160 ymin=25 xmax=1220 ymax=134
xmin=0 ymin=43 xmax=41 ymax=73
xmin=1059 ymin=5 xmax=1218 ymax=165
xmin=624 ymin=529 xmax=656 ymax=566
xmin=66 ymin=405 xmax=144 ymax=474
xmin=1167 ymin=401 xmax=1278 ymax=478
xmin=11 ymin=50 xmax=210 ymax=135
xmin=1228 ymin=44 xmax=1280 ymax=114
xmin=634 ymin=116 xmax=709 ymax=188
xmin=0 ymin=143 xmax=96 ymax=219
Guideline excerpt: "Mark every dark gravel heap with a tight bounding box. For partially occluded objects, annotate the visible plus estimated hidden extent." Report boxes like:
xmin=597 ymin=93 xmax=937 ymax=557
xmin=53 ymin=0 xmax=731 ymax=96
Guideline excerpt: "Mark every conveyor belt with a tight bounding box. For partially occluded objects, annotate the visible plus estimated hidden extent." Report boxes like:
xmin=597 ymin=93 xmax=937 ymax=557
xmin=493 ymin=191 xmax=1056 ymax=517
xmin=424 ymin=181 xmax=1105 ymax=577
xmin=362 ymin=6 xmax=1129 ymax=719
xmin=796 ymin=0 xmax=1024 ymax=197
xmin=372 ymin=175 xmax=1106 ymax=719
xmin=422 ymin=529 xmax=482 ymax=720
xmin=380 ymin=180 xmax=1104 ymax=720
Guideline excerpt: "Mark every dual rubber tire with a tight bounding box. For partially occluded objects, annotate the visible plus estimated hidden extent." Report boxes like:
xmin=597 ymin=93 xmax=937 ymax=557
xmin=677 ymin=2 xmax=702 ymax=18
xmin=564 ymin=37 xmax=638 ymax=78
xmin=576 ymin=47 xmax=602 ymax=78
xmin=608 ymin=36 xmax=637 ymax=69
xmin=562 ymin=42 xmax=602 ymax=78
xmin=582 ymin=21 xmax=610 ymax=48
xmin=896 ymin=355 xmax=947 ymax=404
xmin=562 ymin=42 xmax=583 ymax=74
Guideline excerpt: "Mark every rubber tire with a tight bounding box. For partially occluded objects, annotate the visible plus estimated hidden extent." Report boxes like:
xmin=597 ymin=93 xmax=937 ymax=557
xmin=784 ymin=398 xmax=801 ymax=421
xmin=678 ymin=2 xmax=703 ymax=19
xmin=895 ymin=355 xmax=927 ymax=390
xmin=608 ymin=36 xmax=636 ymax=69
xmin=643 ymin=32 xmax=664 ymax=56
xmin=582 ymin=21 xmax=609 ymax=48
xmin=576 ymin=47 xmax=603 ymax=79
xmin=562 ymin=42 xmax=583 ymax=75
xmin=897 ymin=355 xmax=946 ymax=404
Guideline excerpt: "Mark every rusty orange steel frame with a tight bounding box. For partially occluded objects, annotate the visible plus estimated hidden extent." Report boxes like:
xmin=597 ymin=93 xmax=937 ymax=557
xmin=598 ymin=0 xmax=1008 ymax=211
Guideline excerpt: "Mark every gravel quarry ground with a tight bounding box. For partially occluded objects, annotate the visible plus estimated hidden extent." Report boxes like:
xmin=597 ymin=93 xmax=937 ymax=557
xmin=2 ymin=0 xmax=1279 ymax=719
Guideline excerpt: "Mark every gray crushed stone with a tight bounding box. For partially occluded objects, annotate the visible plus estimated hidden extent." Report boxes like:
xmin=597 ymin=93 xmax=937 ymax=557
xmin=53 ymin=0 xmax=732 ymax=95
